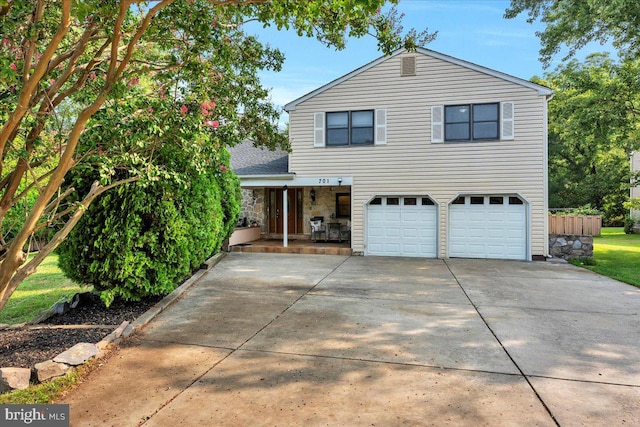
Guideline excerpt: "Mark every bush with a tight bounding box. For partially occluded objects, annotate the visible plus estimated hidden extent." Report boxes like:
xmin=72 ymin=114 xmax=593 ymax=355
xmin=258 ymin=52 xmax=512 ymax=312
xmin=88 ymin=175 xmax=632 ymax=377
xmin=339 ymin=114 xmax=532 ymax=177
xmin=624 ymin=215 xmax=636 ymax=234
xmin=604 ymin=215 xmax=624 ymax=227
xmin=571 ymin=204 xmax=602 ymax=216
xmin=57 ymin=147 xmax=240 ymax=307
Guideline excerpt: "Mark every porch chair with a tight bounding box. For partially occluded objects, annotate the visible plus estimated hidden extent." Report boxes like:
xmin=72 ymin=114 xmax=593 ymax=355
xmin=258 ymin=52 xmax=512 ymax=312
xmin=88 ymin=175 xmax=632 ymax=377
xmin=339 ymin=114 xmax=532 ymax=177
xmin=340 ymin=220 xmax=351 ymax=243
xmin=310 ymin=219 xmax=326 ymax=242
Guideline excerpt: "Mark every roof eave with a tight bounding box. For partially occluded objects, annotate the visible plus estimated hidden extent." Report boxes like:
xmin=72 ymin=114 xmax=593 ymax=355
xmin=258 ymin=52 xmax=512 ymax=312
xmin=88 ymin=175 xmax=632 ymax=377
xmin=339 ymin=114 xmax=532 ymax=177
xmin=237 ymin=173 xmax=295 ymax=180
xmin=284 ymin=48 xmax=554 ymax=111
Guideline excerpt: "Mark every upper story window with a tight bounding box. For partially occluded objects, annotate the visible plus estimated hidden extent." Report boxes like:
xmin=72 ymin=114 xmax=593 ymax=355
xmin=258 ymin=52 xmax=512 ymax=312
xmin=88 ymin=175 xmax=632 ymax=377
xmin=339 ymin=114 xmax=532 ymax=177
xmin=445 ymin=103 xmax=499 ymax=142
xmin=326 ymin=111 xmax=374 ymax=146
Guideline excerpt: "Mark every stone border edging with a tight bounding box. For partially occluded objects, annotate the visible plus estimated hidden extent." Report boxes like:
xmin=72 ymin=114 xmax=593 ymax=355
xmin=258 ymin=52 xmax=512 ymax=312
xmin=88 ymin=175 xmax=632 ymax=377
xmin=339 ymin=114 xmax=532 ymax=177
xmin=0 ymin=252 xmax=226 ymax=392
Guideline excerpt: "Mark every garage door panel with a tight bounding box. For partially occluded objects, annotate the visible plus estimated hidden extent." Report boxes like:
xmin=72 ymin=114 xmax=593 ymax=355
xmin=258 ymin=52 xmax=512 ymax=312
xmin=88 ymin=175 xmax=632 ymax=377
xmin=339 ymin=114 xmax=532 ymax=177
xmin=367 ymin=197 xmax=437 ymax=258
xmin=384 ymin=243 xmax=401 ymax=254
xmin=368 ymin=211 xmax=384 ymax=222
xmin=368 ymin=228 xmax=384 ymax=238
xmin=402 ymin=211 xmax=419 ymax=222
xmin=402 ymin=227 xmax=419 ymax=238
xmin=449 ymin=197 xmax=526 ymax=260
xmin=385 ymin=227 xmax=401 ymax=239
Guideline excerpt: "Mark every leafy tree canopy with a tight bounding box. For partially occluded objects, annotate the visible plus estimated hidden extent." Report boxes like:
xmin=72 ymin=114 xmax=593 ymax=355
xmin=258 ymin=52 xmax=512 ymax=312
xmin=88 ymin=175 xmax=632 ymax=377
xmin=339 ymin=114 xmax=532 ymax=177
xmin=534 ymin=53 xmax=640 ymax=221
xmin=505 ymin=0 xmax=640 ymax=66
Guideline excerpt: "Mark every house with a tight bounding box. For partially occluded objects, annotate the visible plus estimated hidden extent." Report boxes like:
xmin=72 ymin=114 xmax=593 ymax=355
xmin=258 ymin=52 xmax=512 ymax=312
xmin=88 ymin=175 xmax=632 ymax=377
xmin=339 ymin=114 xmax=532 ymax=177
xmin=231 ymin=48 xmax=553 ymax=260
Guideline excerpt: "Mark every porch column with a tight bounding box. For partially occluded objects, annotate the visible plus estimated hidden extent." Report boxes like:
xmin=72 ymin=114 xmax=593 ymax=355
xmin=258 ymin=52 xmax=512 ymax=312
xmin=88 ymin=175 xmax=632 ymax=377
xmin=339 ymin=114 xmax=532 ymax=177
xmin=282 ymin=185 xmax=288 ymax=247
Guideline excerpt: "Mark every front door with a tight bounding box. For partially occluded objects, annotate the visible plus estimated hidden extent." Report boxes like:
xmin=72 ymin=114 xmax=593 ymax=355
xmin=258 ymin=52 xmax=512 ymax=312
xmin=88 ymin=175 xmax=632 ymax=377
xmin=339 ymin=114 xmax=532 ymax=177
xmin=267 ymin=188 xmax=303 ymax=234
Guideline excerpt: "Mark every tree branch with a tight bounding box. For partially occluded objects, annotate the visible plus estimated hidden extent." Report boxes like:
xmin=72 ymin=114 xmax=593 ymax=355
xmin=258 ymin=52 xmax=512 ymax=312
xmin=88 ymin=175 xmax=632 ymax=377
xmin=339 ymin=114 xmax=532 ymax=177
xmin=0 ymin=0 xmax=71 ymax=167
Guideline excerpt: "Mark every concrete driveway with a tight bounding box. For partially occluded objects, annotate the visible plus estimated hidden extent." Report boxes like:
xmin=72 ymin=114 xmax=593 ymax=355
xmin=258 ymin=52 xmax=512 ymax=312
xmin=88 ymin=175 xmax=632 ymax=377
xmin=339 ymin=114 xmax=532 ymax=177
xmin=63 ymin=253 xmax=640 ymax=426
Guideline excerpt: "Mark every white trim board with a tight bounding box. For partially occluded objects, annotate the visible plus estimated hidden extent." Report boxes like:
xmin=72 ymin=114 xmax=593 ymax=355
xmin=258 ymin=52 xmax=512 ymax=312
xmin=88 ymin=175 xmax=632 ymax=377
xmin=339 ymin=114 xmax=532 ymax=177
xmin=240 ymin=176 xmax=353 ymax=188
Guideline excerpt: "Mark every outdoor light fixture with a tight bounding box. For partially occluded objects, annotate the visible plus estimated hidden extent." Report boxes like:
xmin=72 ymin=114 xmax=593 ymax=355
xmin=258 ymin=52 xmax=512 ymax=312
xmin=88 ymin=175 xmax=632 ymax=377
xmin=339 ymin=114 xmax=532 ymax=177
xmin=310 ymin=189 xmax=316 ymax=202
xmin=338 ymin=178 xmax=343 ymax=186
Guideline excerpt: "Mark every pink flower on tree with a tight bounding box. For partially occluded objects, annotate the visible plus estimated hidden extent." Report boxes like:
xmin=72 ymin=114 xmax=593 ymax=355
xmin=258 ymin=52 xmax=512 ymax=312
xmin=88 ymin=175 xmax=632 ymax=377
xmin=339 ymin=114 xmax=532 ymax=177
xmin=128 ymin=77 xmax=139 ymax=87
xmin=200 ymin=100 xmax=216 ymax=116
xmin=181 ymin=105 xmax=188 ymax=117
xmin=205 ymin=119 xmax=219 ymax=128
xmin=219 ymin=165 xmax=227 ymax=172
xmin=10 ymin=63 xmax=17 ymax=72
xmin=89 ymin=72 xmax=96 ymax=80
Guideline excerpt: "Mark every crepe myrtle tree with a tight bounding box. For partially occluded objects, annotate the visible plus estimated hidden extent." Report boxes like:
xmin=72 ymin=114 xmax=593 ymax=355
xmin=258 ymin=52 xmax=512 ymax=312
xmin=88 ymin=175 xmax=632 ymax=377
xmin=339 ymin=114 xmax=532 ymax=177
xmin=0 ymin=0 xmax=435 ymax=310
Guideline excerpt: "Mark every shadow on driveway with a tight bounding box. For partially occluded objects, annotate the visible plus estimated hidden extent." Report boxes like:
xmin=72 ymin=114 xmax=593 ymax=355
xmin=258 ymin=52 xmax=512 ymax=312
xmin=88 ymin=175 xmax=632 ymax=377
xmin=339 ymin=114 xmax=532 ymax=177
xmin=62 ymin=254 xmax=640 ymax=426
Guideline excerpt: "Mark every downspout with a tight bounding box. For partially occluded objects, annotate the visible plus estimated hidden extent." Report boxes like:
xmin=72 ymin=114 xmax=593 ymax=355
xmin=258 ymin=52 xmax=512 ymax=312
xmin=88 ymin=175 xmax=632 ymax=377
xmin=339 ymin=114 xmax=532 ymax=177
xmin=283 ymin=185 xmax=288 ymax=248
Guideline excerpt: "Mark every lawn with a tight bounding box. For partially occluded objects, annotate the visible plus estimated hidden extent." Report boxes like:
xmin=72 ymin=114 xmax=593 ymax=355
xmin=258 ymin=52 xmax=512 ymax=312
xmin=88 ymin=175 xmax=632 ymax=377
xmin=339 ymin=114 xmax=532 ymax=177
xmin=0 ymin=254 xmax=84 ymax=324
xmin=573 ymin=227 xmax=640 ymax=287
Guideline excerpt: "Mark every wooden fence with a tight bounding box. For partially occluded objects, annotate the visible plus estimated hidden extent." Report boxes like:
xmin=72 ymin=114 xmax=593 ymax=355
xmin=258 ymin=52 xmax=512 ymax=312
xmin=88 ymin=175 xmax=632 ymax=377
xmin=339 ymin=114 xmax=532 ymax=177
xmin=548 ymin=214 xmax=602 ymax=236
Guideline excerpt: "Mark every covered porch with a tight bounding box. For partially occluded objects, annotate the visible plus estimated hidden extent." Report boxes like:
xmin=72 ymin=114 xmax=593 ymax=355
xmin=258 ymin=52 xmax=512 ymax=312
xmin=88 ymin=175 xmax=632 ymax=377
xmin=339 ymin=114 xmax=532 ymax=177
xmin=233 ymin=176 xmax=353 ymax=252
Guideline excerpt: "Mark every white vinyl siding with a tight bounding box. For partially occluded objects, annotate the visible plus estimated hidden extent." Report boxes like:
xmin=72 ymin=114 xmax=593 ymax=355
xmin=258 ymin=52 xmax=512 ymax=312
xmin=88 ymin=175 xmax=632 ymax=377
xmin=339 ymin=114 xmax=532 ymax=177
xmin=289 ymin=52 xmax=548 ymax=258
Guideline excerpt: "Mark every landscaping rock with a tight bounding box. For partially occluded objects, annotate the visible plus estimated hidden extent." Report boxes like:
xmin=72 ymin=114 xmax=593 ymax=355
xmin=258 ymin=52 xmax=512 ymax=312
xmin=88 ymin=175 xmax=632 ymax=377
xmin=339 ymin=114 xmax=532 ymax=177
xmin=97 ymin=321 xmax=130 ymax=350
xmin=549 ymin=234 xmax=594 ymax=260
xmin=34 ymin=360 xmax=70 ymax=382
xmin=0 ymin=367 xmax=31 ymax=391
xmin=53 ymin=343 xmax=99 ymax=366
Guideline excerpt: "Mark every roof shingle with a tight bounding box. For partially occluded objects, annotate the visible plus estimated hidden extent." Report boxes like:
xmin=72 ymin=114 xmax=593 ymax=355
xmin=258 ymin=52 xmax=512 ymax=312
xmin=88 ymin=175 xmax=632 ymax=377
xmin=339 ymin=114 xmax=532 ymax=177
xmin=228 ymin=140 xmax=289 ymax=176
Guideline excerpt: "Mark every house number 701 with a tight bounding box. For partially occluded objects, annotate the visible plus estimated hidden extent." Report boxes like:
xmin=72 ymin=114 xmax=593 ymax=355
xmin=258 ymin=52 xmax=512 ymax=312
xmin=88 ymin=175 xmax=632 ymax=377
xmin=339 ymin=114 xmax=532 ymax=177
xmin=318 ymin=178 xmax=330 ymax=184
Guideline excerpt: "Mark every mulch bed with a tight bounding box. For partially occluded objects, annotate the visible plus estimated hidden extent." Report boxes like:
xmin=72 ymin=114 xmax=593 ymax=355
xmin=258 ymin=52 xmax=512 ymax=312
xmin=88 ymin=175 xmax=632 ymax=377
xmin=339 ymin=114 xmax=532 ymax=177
xmin=0 ymin=294 xmax=163 ymax=369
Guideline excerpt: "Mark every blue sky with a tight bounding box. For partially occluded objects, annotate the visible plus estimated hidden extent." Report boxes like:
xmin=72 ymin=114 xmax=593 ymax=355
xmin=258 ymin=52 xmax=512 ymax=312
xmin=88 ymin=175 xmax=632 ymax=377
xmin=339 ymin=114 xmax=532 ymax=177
xmin=246 ymin=0 xmax=611 ymax=119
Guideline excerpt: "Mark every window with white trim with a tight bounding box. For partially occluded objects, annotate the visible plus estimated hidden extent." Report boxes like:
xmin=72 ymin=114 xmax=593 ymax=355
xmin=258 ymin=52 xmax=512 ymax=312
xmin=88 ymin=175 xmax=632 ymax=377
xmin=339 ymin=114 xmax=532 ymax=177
xmin=445 ymin=103 xmax=499 ymax=142
xmin=326 ymin=110 xmax=374 ymax=146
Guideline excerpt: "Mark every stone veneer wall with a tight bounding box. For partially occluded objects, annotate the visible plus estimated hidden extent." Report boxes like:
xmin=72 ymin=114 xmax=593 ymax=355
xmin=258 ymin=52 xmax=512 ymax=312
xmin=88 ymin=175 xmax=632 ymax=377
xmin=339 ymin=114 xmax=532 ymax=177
xmin=240 ymin=188 xmax=266 ymax=232
xmin=239 ymin=187 xmax=351 ymax=235
xmin=303 ymin=186 xmax=351 ymax=234
xmin=549 ymin=234 xmax=593 ymax=260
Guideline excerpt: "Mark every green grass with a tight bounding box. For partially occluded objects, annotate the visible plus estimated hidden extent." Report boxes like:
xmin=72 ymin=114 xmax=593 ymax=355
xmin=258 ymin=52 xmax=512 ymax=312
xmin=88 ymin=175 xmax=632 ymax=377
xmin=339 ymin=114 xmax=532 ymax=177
xmin=0 ymin=253 xmax=84 ymax=324
xmin=0 ymin=367 xmax=81 ymax=404
xmin=572 ymin=227 xmax=640 ymax=287
xmin=0 ymin=356 xmax=105 ymax=404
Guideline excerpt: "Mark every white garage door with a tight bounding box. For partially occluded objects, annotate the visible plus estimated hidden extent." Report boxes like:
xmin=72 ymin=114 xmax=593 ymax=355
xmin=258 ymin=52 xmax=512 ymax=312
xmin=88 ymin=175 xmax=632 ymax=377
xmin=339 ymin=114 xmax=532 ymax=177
xmin=367 ymin=196 xmax=437 ymax=257
xmin=449 ymin=195 xmax=527 ymax=260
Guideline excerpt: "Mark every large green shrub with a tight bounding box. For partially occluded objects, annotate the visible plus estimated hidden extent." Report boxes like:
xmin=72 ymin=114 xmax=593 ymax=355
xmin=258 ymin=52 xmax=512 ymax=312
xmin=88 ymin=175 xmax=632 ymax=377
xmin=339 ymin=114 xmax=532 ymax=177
xmin=57 ymin=144 xmax=240 ymax=307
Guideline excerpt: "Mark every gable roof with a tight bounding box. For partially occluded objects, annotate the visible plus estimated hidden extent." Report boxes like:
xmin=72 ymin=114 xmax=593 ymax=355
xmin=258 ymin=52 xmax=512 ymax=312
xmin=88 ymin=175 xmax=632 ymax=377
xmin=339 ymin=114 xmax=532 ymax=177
xmin=284 ymin=48 xmax=553 ymax=111
xmin=228 ymin=140 xmax=289 ymax=176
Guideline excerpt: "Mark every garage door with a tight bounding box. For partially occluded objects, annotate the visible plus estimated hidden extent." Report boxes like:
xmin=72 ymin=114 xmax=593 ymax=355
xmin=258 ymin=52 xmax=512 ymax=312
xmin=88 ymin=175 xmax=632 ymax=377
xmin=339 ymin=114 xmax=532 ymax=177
xmin=449 ymin=195 xmax=527 ymax=260
xmin=367 ymin=196 xmax=437 ymax=257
